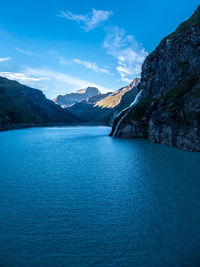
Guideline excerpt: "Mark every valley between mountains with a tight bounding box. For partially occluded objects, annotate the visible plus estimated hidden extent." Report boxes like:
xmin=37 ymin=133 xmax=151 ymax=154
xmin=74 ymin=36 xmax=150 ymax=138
xmin=0 ymin=6 xmax=200 ymax=151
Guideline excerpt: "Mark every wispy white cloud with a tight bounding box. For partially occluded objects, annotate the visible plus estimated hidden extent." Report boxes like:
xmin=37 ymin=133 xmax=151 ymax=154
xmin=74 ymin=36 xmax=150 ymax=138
xmin=23 ymin=67 xmax=111 ymax=93
xmin=74 ymin=58 xmax=111 ymax=74
xmin=16 ymin=48 xmax=35 ymax=56
xmin=0 ymin=71 xmax=49 ymax=83
xmin=103 ymin=27 xmax=148 ymax=82
xmin=0 ymin=71 xmax=50 ymax=94
xmin=0 ymin=57 xmax=11 ymax=63
xmin=47 ymin=50 xmax=72 ymax=65
xmin=59 ymin=8 xmax=113 ymax=31
xmin=0 ymin=68 xmax=112 ymax=95
xmin=57 ymin=56 xmax=72 ymax=65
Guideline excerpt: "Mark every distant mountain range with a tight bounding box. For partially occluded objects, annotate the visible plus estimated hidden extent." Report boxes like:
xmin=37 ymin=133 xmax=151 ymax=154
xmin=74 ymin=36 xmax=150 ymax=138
xmin=65 ymin=78 xmax=140 ymax=125
xmin=53 ymin=87 xmax=101 ymax=107
xmin=0 ymin=76 xmax=80 ymax=131
xmin=0 ymin=75 xmax=140 ymax=131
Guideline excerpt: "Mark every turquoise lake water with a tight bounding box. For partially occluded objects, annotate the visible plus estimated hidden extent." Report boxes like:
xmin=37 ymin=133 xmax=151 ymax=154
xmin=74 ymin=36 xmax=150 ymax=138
xmin=0 ymin=126 xmax=200 ymax=266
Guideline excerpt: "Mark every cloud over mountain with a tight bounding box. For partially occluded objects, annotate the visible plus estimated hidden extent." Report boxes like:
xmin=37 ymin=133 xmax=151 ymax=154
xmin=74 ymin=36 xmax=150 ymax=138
xmin=104 ymin=27 xmax=148 ymax=82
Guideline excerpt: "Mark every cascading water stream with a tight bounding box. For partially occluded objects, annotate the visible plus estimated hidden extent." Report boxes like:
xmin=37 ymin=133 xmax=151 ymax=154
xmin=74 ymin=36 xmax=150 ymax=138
xmin=112 ymin=90 xmax=143 ymax=137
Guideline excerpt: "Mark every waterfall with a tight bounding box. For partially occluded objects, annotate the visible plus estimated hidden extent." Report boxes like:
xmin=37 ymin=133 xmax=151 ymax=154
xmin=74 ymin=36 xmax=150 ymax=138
xmin=112 ymin=90 xmax=143 ymax=137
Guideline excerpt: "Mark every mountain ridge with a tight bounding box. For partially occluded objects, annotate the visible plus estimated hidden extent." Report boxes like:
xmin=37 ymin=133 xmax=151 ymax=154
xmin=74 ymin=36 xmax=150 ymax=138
xmin=66 ymin=78 xmax=140 ymax=125
xmin=0 ymin=76 xmax=80 ymax=131
xmin=54 ymin=86 xmax=101 ymax=107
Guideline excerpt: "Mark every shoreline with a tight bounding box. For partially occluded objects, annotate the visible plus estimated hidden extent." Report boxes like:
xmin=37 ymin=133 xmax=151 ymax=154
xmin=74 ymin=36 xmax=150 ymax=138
xmin=0 ymin=122 xmax=111 ymax=132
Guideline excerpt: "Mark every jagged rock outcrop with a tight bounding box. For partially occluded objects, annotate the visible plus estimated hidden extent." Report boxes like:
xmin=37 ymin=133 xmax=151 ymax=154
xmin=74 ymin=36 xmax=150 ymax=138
xmin=110 ymin=7 xmax=200 ymax=151
xmin=0 ymin=76 xmax=80 ymax=131
xmin=54 ymin=86 xmax=101 ymax=107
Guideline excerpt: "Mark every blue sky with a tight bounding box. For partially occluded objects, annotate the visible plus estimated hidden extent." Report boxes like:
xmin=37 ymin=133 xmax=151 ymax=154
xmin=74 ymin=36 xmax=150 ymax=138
xmin=0 ymin=0 xmax=199 ymax=99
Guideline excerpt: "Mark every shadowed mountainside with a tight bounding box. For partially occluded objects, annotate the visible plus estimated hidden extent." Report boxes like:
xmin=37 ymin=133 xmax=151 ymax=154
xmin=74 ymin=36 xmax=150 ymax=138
xmin=0 ymin=76 xmax=80 ymax=131
xmin=110 ymin=6 xmax=200 ymax=151
xmin=66 ymin=78 xmax=140 ymax=125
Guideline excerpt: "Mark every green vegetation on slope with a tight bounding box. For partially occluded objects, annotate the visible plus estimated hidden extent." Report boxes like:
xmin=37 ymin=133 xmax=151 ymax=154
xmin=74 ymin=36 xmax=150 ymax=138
xmin=0 ymin=76 xmax=79 ymax=127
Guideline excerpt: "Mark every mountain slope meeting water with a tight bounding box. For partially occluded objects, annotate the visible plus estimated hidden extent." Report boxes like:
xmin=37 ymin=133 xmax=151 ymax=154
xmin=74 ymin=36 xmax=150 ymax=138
xmin=110 ymin=6 xmax=200 ymax=151
xmin=0 ymin=76 xmax=80 ymax=131
xmin=112 ymin=90 xmax=143 ymax=137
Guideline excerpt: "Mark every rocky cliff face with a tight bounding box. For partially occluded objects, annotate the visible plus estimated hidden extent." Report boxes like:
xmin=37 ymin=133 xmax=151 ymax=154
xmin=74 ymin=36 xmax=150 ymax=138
xmin=110 ymin=7 xmax=200 ymax=151
xmin=0 ymin=76 xmax=79 ymax=131
xmin=54 ymin=87 xmax=101 ymax=107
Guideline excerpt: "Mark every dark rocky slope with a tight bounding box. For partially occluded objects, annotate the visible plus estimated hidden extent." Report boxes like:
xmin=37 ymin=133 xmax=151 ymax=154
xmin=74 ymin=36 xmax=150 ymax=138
xmin=110 ymin=7 xmax=200 ymax=151
xmin=67 ymin=78 xmax=139 ymax=125
xmin=0 ymin=76 xmax=79 ymax=131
